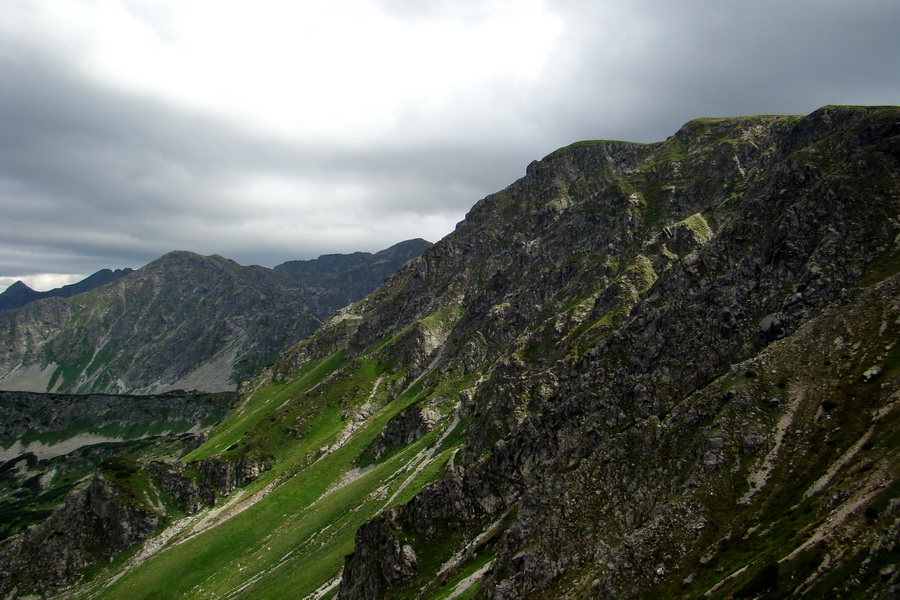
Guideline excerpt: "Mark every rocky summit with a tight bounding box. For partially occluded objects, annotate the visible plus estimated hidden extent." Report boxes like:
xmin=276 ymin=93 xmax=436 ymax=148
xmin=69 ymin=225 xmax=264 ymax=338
xmin=0 ymin=106 xmax=897 ymax=599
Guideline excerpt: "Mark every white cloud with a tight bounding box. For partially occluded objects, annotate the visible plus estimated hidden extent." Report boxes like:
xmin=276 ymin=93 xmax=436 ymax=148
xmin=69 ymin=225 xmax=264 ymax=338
xmin=21 ymin=0 xmax=563 ymax=144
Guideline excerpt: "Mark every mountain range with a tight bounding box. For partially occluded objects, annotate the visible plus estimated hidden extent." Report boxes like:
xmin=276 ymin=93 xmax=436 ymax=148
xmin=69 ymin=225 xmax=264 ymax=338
xmin=0 ymin=239 xmax=431 ymax=395
xmin=0 ymin=106 xmax=897 ymax=599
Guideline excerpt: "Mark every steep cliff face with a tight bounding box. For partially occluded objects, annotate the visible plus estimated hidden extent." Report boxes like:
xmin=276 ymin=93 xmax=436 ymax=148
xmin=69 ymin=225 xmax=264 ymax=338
xmin=0 ymin=240 xmax=429 ymax=394
xmin=12 ymin=106 xmax=896 ymax=600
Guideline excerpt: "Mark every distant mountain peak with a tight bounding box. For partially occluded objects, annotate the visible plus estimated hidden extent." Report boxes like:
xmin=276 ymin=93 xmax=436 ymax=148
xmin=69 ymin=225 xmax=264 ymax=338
xmin=5 ymin=280 xmax=34 ymax=293
xmin=0 ymin=269 xmax=133 ymax=312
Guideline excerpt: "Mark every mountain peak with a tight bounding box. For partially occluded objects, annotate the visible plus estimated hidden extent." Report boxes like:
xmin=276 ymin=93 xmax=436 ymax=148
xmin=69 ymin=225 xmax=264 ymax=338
xmin=5 ymin=280 xmax=34 ymax=293
xmin=0 ymin=240 xmax=430 ymax=394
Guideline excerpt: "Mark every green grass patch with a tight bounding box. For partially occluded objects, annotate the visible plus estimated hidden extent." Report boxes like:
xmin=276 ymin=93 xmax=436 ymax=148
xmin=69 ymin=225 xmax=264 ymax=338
xmin=100 ymin=457 xmax=163 ymax=513
xmin=677 ymin=212 xmax=714 ymax=242
xmin=86 ymin=365 xmax=463 ymax=600
xmin=184 ymin=350 xmax=349 ymax=461
xmin=429 ymin=551 xmax=494 ymax=600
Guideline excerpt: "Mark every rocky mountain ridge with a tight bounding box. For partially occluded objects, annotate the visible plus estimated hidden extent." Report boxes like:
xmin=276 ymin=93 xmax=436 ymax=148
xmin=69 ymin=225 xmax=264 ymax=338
xmin=0 ymin=106 xmax=896 ymax=599
xmin=0 ymin=239 xmax=430 ymax=395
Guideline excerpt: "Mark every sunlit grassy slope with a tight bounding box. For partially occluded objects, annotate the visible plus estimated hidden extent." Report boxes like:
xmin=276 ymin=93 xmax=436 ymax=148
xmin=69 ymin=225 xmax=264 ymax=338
xmin=69 ymin=321 xmax=473 ymax=600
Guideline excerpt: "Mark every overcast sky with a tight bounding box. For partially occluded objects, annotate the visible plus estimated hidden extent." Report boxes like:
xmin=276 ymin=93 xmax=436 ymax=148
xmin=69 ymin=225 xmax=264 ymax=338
xmin=2 ymin=0 xmax=898 ymax=291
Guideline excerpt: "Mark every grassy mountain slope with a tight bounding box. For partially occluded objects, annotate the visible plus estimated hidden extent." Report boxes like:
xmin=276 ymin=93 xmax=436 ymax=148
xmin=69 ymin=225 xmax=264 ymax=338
xmin=2 ymin=106 xmax=897 ymax=599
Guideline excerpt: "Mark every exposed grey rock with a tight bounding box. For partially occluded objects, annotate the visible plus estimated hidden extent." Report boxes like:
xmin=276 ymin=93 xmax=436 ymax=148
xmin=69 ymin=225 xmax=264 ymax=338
xmin=196 ymin=454 xmax=270 ymax=498
xmin=337 ymin=513 xmax=418 ymax=600
xmin=0 ymin=451 xmax=266 ymax=597
xmin=0 ymin=473 xmax=159 ymax=596
xmin=367 ymin=405 xmax=440 ymax=463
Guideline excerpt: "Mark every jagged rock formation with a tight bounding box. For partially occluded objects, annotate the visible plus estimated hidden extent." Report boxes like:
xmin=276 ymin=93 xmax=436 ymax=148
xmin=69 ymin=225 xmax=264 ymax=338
xmin=2 ymin=106 xmax=896 ymax=600
xmin=0 ymin=471 xmax=162 ymax=596
xmin=0 ymin=268 xmax=134 ymax=312
xmin=0 ymin=240 xmax=430 ymax=394
xmin=340 ymin=514 xmax=420 ymax=599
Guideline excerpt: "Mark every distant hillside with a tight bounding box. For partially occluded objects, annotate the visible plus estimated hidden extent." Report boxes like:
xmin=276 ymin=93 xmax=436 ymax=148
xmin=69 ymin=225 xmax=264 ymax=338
xmin=0 ymin=268 xmax=134 ymax=312
xmin=274 ymin=238 xmax=433 ymax=318
xmin=0 ymin=240 xmax=430 ymax=394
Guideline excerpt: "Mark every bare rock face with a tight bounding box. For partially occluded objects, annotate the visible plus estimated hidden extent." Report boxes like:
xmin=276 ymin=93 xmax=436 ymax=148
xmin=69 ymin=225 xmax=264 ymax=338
xmin=337 ymin=513 xmax=418 ymax=600
xmin=196 ymin=454 xmax=270 ymax=497
xmin=146 ymin=460 xmax=216 ymax=514
xmin=0 ymin=452 xmax=270 ymax=597
xmin=368 ymin=405 xmax=440 ymax=463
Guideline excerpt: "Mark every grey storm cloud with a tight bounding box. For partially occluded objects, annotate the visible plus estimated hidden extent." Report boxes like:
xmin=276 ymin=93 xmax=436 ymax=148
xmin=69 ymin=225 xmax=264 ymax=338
xmin=1 ymin=0 xmax=898 ymax=289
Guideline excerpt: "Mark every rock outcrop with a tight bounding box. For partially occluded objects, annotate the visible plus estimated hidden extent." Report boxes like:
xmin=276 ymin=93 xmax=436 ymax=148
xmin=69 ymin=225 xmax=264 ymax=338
xmin=367 ymin=405 xmax=440 ymax=463
xmin=0 ymin=452 xmax=270 ymax=597
xmin=0 ymin=472 xmax=161 ymax=596
xmin=338 ymin=513 xmax=419 ymax=600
